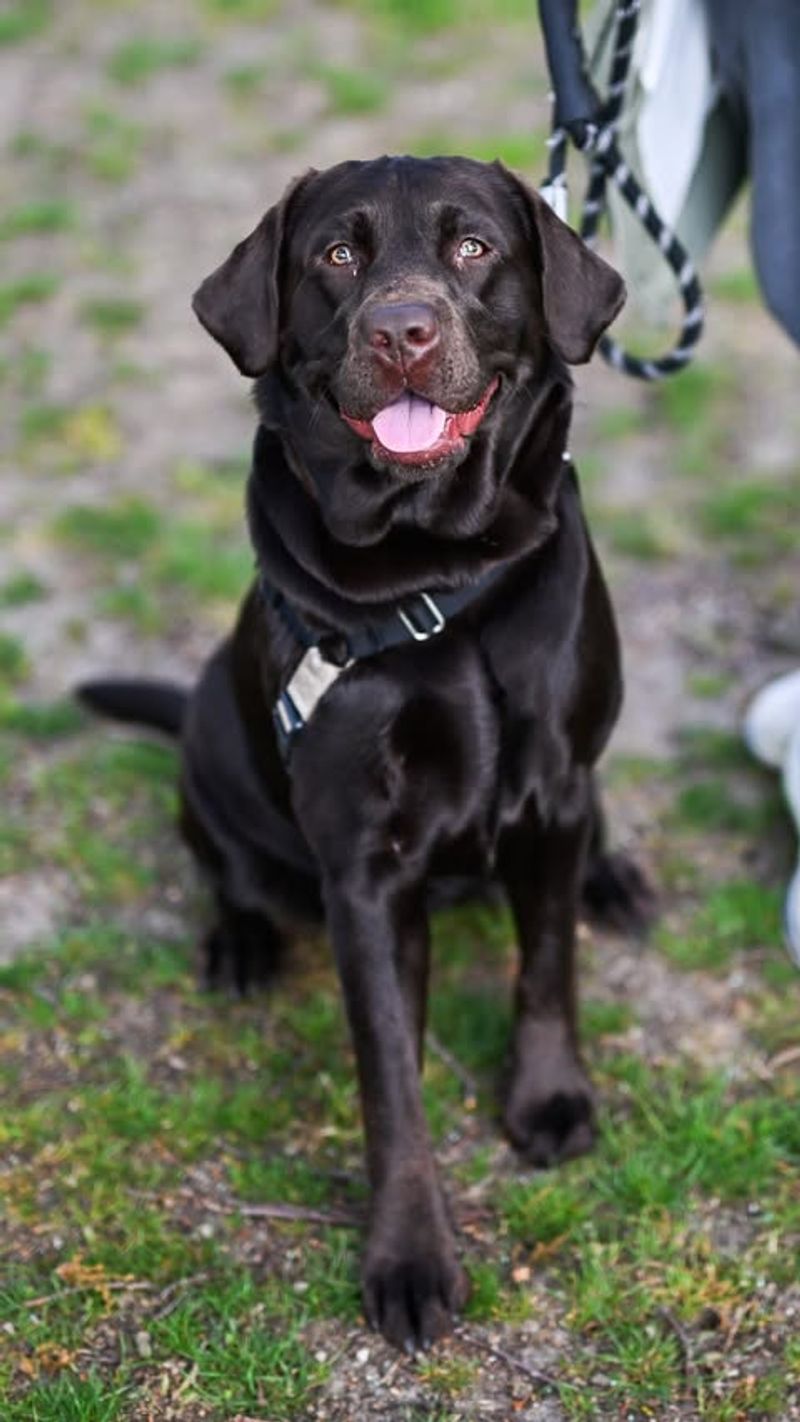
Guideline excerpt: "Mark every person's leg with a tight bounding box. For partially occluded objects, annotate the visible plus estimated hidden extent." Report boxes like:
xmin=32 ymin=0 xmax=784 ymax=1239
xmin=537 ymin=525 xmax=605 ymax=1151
xmin=705 ymin=0 xmax=800 ymax=349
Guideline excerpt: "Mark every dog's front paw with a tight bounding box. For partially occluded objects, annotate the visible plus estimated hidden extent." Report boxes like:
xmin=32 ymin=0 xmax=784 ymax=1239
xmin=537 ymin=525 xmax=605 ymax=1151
xmin=504 ymin=1083 xmax=596 ymax=1166
xmin=362 ymin=1202 xmax=469 ymax=1352
xmin=503 ymin=1040 xmax=596 ymax=1167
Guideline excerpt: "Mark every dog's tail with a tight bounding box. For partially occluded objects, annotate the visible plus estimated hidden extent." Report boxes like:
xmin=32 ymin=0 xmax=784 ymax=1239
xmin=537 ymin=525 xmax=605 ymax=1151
xmin=77 ymin=679 xmax=188 ymax=737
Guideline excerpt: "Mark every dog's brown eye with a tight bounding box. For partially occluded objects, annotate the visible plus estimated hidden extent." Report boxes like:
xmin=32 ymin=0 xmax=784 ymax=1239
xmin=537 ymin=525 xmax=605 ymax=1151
xmin=457 ymin=237 xmax=488 ymax=260
xmin=327 ymin=243 xmax=355 ymax=267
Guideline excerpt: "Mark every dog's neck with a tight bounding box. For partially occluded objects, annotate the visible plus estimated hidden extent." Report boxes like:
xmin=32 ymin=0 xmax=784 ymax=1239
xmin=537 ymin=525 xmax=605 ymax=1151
xmin=247 ymin=367 xmax=574 ymax=634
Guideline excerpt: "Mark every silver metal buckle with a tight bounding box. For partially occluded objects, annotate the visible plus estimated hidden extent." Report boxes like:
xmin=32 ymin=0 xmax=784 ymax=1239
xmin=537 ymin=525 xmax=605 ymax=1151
xmin=397 ymin=593 xmax=446 ymax=642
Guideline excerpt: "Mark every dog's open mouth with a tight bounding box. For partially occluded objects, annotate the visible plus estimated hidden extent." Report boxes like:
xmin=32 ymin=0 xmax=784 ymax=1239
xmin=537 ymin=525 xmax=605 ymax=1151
xmin=341 ymin=377 xmax=499 ymax=466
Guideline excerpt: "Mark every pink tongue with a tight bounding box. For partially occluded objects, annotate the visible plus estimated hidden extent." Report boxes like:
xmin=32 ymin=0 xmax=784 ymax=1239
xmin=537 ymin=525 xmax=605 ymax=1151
xmin=371 ymin=392 xmax=447 ymax=453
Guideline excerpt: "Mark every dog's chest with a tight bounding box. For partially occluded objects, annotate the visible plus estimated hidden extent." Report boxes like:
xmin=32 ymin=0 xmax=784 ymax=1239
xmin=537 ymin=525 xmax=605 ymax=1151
xmin=291 ymin=626 xmax=580 ymax=875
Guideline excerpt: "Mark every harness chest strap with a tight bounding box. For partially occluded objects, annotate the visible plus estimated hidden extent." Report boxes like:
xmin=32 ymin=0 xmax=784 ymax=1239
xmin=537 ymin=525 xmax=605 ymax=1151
xmin=261 ymin=577 xmax=495 ymax=760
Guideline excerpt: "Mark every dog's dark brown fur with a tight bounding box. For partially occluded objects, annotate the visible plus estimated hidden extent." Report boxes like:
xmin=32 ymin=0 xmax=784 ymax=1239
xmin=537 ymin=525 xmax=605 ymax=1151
xmin=80 ymin=156 xmax=653 ymax=1352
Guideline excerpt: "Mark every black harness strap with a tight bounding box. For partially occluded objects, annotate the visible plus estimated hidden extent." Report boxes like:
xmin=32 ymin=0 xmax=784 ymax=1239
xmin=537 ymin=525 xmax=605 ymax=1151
xmin=261 ymin=570 xmax=503 ymax=760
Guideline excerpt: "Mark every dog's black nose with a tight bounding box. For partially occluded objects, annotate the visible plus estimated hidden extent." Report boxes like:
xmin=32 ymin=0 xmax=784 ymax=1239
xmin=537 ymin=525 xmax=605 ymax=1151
xmin=361 ymin=302 xmax=440 ymax=365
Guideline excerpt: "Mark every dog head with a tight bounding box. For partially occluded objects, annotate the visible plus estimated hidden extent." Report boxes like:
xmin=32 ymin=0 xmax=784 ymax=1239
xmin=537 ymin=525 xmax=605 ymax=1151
xmin=193 ymin=156 xmax=624 ymax=483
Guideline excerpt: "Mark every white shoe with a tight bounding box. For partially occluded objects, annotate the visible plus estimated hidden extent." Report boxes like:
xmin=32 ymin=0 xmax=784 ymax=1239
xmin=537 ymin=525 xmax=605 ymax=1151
xmin=783 ymin=723 xmax=800 ymax=965
xmin=743 ymin=668 xmax=800 ymax=769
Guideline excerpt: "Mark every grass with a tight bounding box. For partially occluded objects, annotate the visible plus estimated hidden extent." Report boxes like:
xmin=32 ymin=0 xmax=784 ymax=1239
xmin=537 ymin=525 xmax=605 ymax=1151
xmin=656 ymin=881 xmax=783 ymax=971
xmin=0 ymin=572 xmax=47 ymax=608
xmin=82 ymin=106 xmax=145 ymax=183
xmin=2 ymin=688 xmax=796 ymax=1411
xmin=408 ymin=128 xmax=547 ymax=173
xmin=0 ymin=201 xmax=75 ymax=239
xmin=591 ymin=506 xmax=680 ymax=561
xmin=647 ymin=361 xmax=735 ymax=478
xmin=200 ymin=0 xmax=279 ymax=18
xmin=3 ymin=879 xmax=797 ymax=1416
xmin=221 ymin=62 xmax=269 ymax=100
xmin=80 ymin=297 xmax=145 ymax=337
xmin=700 ymin=478 xmax=800 ymax=563
xmin=2 ymin=1 xmax=796 ymax=1416
xmin=107 ymin=37 xmax=204 ymax=86
xmin=0 ymin=274 xmax=60 ymax=326
xmin=319 ymin=65 xmax=388 ymax=116
xmin=55 ymin=500 xmax=159 ymax=558
xmin=365 ymin=0 xmax=536 ymax=34
xmin=0 ymin=0 xmax=50 ymax=45
xmin=0 ymin=632 xmax=29 ymax=686
xmin=22 ymin=404 xmax=123 ymax=467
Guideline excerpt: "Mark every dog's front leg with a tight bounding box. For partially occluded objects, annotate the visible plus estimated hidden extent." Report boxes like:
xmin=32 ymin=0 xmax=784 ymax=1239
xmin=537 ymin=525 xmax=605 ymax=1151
xmin=325 ymin=877 xmax=468 ymax=1352
xmin=498 ymin=772 xmax=596 ymax=1167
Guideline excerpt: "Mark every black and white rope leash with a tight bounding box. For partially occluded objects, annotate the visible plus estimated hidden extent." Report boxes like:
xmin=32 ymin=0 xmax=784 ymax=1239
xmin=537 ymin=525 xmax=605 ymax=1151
xmin=541 ymin=0 xmax=705 ymax=381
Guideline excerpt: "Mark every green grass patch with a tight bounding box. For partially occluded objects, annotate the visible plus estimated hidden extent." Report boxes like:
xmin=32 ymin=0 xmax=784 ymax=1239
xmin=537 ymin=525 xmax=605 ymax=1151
xmin=686 ymin=670 xmax=733 ymax=700
xmin=95 ymin=582 xmax=164 ymax=634
xmin=107 ymin=36 xmax=204 ymax=85
xmin=675 ymin=725 xmax=750 ymax=772
xmin=672 ymin=776 xmax=779 ymax=835
xmin=0 ymin=346 xmax=51 ymax=397
xmin=591 ymin=506 xmax=679 ymax=561
xmin=649 ymin=362 xmax=730 ymax=431
xmin=79 ymin=297 xmax=144 ymax=337
xmin=319 ymin=65 xmax=388 ymax=116
xmin=463 ymin=1258 xmax=532 ymax=1324
xmin=417 ymin=1354 xmax=478 ymax=1396
xmin=367 ymin=0 xmax=535 ymax=34
xmin=502 ymin=1178 xmax=589 ymax=1247
xmin=221 ymin=63 xmax=269 ymax=100
xmin=429 ymin=984 xmax=511 ymax=1080
xmin=700 ymin=478 xmax=800 ymax=562
xmin=656 ymin=880 xmax=782 ymax=970
xmin=5 ymin=1373 xmax=131 ymax=1422
xmin=581 ymin=999 xmax=634 ymax=1040
xmin=711 ymin=266 xmax=759 ymax=304
xmin=595 ymin=405 xmax=647 ymax=441
xmin=408 ymin=129 xmax=546 ymax=174
xmin=0 ymin=572 xmax=48 ymax=608
xmin=147 ymin=1269 xmax=332 ymax=1415
xmin=22 ymin=402 xmax=123 ymax=466
xmin=152 ymin=518 xmax=252 ymax=601
xmin=20 ymin=401 xmax=69 ymax=442
xmin=646 ymin=361 xmax=734 ymax=480
xmin=0 ymin=274 xmax=60 ymax=327
xmin=54 ymin=500 xmax=160 ymax=560
xmin=0 ymin=0 xmax=50 ymax=45
xmin=0 ymin=633 xmax=29 ymax=687
xmin=201 ymin=0 xmax=279 ymax=18
xmin=0 ymin=697 xmax=84 ymax=738
xmin=0 ymin=201 xmax=75 ymax=239
xmin=26 ymin=738 xmax=179 ymax=905
xmin=82 ymin=106 xmax=145 ymax=183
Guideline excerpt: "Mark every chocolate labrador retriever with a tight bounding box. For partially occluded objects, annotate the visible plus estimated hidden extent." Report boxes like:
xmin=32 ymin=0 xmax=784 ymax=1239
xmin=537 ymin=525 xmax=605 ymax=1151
xmin=80 ymin=155 xmax=653 ymax=1352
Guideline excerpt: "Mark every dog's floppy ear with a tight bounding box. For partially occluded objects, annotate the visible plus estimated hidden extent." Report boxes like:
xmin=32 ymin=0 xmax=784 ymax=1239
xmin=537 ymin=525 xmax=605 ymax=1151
xmin=499 ymin=164 xmax=626 ymax=364
xmin=192 ymin=170 xmax=316 ymax=377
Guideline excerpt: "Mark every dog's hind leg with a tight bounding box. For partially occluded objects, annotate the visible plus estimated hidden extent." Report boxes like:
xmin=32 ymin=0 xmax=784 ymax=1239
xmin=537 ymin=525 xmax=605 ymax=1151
xmin=203 ymin=894 xmax=286 ymax=997
xmin=580 ymin=774 xmax=656 ymax=935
